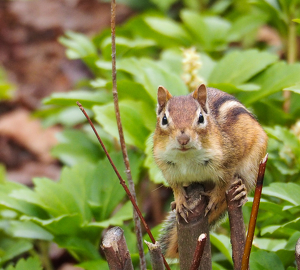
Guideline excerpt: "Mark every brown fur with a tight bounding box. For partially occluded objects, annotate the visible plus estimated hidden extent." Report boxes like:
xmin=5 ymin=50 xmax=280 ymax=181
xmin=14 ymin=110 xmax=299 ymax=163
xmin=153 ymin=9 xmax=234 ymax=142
xmin=154 ymin=84 xmax=268 ymax=258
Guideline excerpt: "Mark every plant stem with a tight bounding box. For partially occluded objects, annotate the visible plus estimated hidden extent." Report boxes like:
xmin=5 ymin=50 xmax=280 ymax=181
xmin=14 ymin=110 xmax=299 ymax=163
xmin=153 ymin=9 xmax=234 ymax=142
xmin=283 ymin=20 xmax=297 ymax=112
xmin=110 ymin=1 xmax=146 ymax=269
xmin=37 ymin=241 xmax=54 ymax=270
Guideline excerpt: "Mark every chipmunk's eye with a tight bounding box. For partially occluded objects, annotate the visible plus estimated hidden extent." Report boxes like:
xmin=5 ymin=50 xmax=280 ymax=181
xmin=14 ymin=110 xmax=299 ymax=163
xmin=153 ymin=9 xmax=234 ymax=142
xmin=198 ymin=112 xmax=204 ymax=124
xmin=162 ymin=114 xmax=168 ymax=125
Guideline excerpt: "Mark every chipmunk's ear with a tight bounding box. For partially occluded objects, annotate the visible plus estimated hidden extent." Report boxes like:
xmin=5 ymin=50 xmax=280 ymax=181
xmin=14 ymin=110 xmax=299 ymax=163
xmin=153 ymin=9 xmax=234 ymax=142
xmin=193 ymin=84 xmax=207 ymax=113
xmin=157 ymin=86 xmax=172 ymax=114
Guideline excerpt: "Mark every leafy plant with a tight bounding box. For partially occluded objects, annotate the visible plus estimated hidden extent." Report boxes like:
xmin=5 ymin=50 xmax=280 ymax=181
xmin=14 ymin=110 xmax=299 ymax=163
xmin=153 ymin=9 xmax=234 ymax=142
xmin=1 ymin=0 xmax=300 ymax=269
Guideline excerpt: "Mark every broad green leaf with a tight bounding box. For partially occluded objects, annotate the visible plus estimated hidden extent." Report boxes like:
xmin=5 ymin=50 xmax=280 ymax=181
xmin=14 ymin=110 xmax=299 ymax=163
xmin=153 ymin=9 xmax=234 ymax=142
xmin=93 ymin=100 xmax=155 ymax=150
xmin=97 ymin=57 xmax=188 ymax=100
xmin=263 ymin=182 xmax=300 ymax=205
xmin=210 ymin=233 xmax=232 ymax=264
xmin=209 ymin=49 xmax=278 ymax=85
xmin=42 ymin=90 xmax=112 ymax=108
xmin=5 ymin=257 xmax=42 ymax=270
xmin=150 ymin=0 xmax=177 ymax=11
xmin=144 ymin=134 xmax=166 ymax=185
xmin=55 ymin=236 xmax=101 ymax=261
xmin=78 ymin=259 xmax=109 ymax=270
xmin=284 ymin=84 xmax=300 ymax=94
xmin=144 ymin=17 xmax=192 ymax=46
xmin=293 ymin=18 xmax=300 ymax=23
xmin=212 ymin=262 xmax=228 ymax=270
xmin=0 ymin=181 xmax=48 ymax=219
xmin=253 ymin=238 xmax=286 ymax=251
xmin=181 ymin=10 xmax=231 ymax=51
xmin=106 ymin=80 xmax=155 ymax=107
xmin=101 ymin=36 xmax=156 ymax=60
xmin=0 ymin=238 xmax=32 ymax=265
xmin=20 ymin=215 xmax=82 ymax=236
xmin=89 ymin=201 xmax=133 ymax=228
xmin=52 ymin=129 xmax=104 ymax=166
xmin=7 ymin=221 xmax=53 ymax=241
xmin=88 ymin=157 xmax=126 ymax=221
xmin=239 ymin=62 xmax=300 ymax=105
xmin=249 ymin=250 xmax=284 ymax=270
xmin=228 ymin=10 xmax=269 ymax=42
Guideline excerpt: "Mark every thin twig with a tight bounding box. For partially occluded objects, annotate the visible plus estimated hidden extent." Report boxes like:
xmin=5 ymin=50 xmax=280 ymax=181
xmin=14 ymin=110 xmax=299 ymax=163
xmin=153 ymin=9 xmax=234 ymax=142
xmin=189 ymin=233 xmax=207 ymax=270
xmin=77 ymin=102 xmax=171 ymax=270
xmin=110 ymin=1 xmax=146 ymax=269
xmin=241 ymin=154 xmax=268 ymax=270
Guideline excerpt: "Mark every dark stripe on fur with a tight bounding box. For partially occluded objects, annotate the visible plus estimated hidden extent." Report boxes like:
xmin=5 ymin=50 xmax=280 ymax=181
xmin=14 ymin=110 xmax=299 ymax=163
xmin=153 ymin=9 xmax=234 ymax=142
xmin=211 ymin=95 xmax=238 ymax=116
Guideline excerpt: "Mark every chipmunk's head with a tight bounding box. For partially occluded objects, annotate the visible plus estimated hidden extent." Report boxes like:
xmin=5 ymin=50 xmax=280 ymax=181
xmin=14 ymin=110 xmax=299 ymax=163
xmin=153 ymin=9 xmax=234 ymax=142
xmin=154 ymin=84 xmax=211 ymax=153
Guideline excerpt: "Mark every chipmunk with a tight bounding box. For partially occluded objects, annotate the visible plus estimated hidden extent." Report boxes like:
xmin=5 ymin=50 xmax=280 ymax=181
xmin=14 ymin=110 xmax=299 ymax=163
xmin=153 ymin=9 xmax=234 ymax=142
xmin=153 ymin=84 xmax=268 ymax=258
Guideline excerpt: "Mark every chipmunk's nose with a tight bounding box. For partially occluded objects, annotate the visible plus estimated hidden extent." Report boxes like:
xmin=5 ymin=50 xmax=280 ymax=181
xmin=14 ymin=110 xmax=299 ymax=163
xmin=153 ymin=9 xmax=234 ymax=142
xmin=177 ymin=133 xmax=190 ymax=146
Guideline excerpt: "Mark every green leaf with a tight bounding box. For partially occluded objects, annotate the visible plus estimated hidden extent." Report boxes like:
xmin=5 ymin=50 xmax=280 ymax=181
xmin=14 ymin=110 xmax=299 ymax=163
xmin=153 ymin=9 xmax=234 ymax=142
xmin=42 ymin=90 xmax=112 ymax=108
xmin=51 ymin=129 xmax=104 ymax=166
xmin=144 ymin=17 xmax=192 ymax=46
xmin=209 ymin=49 xmax=278 ymax=85
xmin=20 ymin=215 xmax=82 ymax=236
xmin=0 ymin=238 xmax=32 ymax=265
xmin=210 ymin=233 xmax=232 ymax=264
xmin=181 ymin=10 xmax=231 ymax=51
xmin=144 ymin=134 xmax=166 ymax=185
xmin=284 ymin=84 xmax=300 ymax=94
xmin=5 ymin=257 xmax=42 ymax=270
xmin=239 ymin=62 xmax=300 ymax=105
xmin=249 ymin=250 xmax=284 ymax=270
xmin=106 ymin=80 xmax=155 ymax=107
xmin=104 ymin=57 xmax=188 ymax=100
xmin=253 ymin=238 xmax=286 ymax=251
xmin=7 ymin=221 xmax=53 ymax=241
xmin=263 ymin=182 xmax=300 ymax=205
xmin=88 ymin=201 xmax=133 ymax=228
xmin=149 ymin=0 xmax=177 ymax=11
xmin=0 ymin=181 xmax=48 ymax=219
xmin=101 ymin=36 xmax=156 ymax=60
xmin=293 ymin=18 xmax=300 ymax=23
xmin=55 ymin=236 xmax=101 ymax=261
xmin=78 ymin=259 xmax=109 ymax=270
xmin=93 ymin=100 xmax=155 ymax=150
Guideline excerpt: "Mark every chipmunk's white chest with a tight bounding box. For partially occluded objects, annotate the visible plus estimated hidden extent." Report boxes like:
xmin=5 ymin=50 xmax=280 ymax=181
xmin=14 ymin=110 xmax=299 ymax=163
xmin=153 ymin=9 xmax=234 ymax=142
xmin=158 ymin=148 xmax=223 ymax=185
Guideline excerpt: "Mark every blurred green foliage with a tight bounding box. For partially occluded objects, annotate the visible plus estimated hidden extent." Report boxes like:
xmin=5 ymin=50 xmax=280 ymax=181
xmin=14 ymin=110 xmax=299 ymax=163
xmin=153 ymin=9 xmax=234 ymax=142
xmin=1 ymin=0 xmax=300 ymax=269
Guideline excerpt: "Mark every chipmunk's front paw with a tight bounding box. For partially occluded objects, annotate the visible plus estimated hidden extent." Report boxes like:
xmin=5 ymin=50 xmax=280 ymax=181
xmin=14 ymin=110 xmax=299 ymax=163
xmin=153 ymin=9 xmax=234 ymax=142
xmin=171 ymin=195 xmax=193 ymax=223
xmin=229 ymin=178 xmax=248 ymax=207
xmin=201 ymin=189 xmax=223 ymax=216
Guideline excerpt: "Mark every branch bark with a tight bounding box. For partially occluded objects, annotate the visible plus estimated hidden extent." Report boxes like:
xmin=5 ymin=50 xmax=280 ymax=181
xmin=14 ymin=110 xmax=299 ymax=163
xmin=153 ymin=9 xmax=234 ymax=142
xmin=296 ymin=237 xmax=300 ymax=270
xmin=101 ymin=227 xmax=134 ymax=270
xmin=177 ymin=183 xmax=212 ymax=270
xmin=110 ymin=1 xmax=146 ymax=269
xmin=241 ymin=154 xmax=268 ymax=270
xmin=189 ymin=233 xmax=207 ymax=270
xmin=145 ymin=241 xmax=164 ymax=270
xmin=226 ymin=179 xmax=246 ymax=270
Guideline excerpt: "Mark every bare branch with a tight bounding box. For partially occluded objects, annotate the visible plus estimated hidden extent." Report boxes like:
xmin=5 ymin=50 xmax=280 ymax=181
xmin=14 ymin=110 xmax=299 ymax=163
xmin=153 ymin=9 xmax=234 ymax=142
xmin=296 ymin=237 xmax=300 ymax=270
xmin=189 ymin=233 xmax=207 ymax=270
xmin=226 ymin=178 xmax=247 ymax=270
xmin=177 ymin=183 xmax=212 ymax=270
xmin=76 ymin=102 xmax=171 ymax=270
xmin=145 ymin=241 xmax=164 ymax=270
xmin=101 ymin=227 xmax=134 ymax=270
xmin=110 ymin=0 xmax=146 ymax=268
xmin=241 ymin=154 xmax=268 ymax=270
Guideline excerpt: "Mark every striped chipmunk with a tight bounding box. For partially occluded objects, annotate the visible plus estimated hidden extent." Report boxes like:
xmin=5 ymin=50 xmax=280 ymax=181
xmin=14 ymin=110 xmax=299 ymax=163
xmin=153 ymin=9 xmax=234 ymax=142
xmin=153 ymin=84 xmax=268 ymax=258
